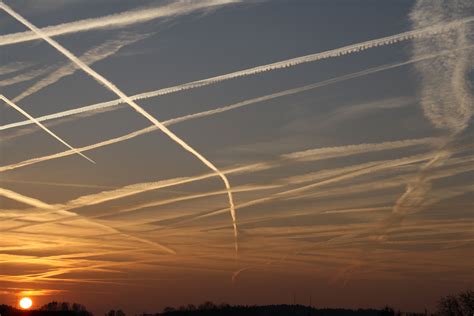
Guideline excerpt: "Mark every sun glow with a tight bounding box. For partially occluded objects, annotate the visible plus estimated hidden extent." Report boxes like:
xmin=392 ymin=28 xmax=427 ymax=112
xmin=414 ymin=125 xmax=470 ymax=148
xmin=19 ymin=297 xmax=33 ymax=309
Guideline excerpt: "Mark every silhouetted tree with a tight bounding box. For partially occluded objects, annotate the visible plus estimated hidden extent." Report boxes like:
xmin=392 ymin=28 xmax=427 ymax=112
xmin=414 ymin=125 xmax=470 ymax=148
xmin=437 ymin=295 xmax=463 ymax=316
xmin=458 ymin=290 xmax=474 ymax=315
xmin=379 ymin=306 xmax=395 ymax=316
xmin=41 ymin=301 xmax=93 ymax=316
xmin=198 ymin=301 xmax=216 ymax=311
xmin=437 ymin=290 xmax=474 ymax=316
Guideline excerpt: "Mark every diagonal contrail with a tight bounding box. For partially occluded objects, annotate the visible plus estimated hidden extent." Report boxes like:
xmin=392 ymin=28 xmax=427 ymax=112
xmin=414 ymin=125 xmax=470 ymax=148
xmin=0 ymin=0 xmax=241 ymax=47
xmin=2 ymin=43 xmax=472 ymax=133
xmin=0 ymin=2 xmax=239 ymax=251
xmin=12 ymin=32 xmax=150 ymax=103
xmin=0 ymin=95 xmax=95 ymax=164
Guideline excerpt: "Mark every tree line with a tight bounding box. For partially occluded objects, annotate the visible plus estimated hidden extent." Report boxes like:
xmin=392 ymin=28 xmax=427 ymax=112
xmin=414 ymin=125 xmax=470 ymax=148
xmin=0 ymin=289 xmax=472 ymax=316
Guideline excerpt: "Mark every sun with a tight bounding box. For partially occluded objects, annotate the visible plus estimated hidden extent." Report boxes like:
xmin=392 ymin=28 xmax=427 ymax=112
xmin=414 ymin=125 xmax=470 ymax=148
xmin=19 ymin=297 xmax=33 ymax=310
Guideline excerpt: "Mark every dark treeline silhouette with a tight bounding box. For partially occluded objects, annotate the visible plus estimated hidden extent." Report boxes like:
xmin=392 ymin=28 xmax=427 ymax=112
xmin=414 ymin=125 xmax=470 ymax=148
xmin=436 ymin=290 xmax=474 ymax=316
xmin=152 ymin=303 xmax=396 ymax=316
xmin=1 ymin=289 xmax=472 ymax=316
xmin=0 ymin=301 xmax=92 ymax=316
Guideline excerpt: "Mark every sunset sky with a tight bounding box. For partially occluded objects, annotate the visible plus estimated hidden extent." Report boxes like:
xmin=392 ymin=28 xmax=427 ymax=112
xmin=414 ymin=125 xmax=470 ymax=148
xmin=0 ymin=0 xmax=473 ymax=314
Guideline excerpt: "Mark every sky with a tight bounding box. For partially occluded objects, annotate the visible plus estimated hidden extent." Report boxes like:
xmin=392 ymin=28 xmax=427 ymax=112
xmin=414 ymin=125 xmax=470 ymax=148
xmin=0 ymin=0 xmax=473 ymax=314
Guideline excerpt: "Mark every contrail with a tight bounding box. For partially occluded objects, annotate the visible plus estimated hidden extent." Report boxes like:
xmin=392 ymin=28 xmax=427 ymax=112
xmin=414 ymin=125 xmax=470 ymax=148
xmin=12 ymin=32 xmax=150 ymax=103
xmin=0 ymin=115 xmax=436 ymax=173
xmin=3 ymin=43 xmax=472 ymax=133
xmin=0 ymin=0 xmax=241 ymax=47
xmin=0 ymin=187 xmax=56 ymax=210
xmin=0 ymin=61 xmax=33 ymax=75
xmin=1 ymin=138 xmax=439 ymax=230
xmin=139 ymin=152 xmax=442 ymax=231
xmin=1 ymin=188 xmax=176 ymax=254
xmin=0 ymin=95 xmax=95 ymax=164
xmin=0 ymin=2 xmax=238 ymax=251
xmin=0 ymin=64 xmax=57 ymax=87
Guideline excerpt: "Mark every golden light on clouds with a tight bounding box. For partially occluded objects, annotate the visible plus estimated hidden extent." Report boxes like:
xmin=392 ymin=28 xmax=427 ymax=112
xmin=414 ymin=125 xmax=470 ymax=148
xmin=0 ymin=0 xmax=473 ymax=314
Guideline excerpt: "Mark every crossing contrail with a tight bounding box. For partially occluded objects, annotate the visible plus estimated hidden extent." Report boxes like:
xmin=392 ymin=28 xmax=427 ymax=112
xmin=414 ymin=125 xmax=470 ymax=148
xmin=0 ymin=187 xmax=56 ymax=210
xmin=0 ymin=2 xmax=239 ymax=252
xmin=1 ymin=138 xmax=439 ymax=230
xmin=2 ymin=42 xmax=472 ymax=133
xmin=0 ymin=0 xmax=241 ymax=47
xmin=12 ymin=32 xmax=150 ymax=103
xmin=0 ymin=95 xmax=95 ymax=164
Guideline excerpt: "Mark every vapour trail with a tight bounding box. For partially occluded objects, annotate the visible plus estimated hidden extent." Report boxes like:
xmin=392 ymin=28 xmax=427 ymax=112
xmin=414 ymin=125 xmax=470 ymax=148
xmin=0 ymin=187 xmax=55 ymax=210
xmin=0 ymin=179 xmax=116 ymax=190
xmin=12 ymin=32 xmax=150 ymax=103
xmin=1 ymin=138 xmax=437 ymax=231
xmin=0 ymin=95 xmax=95 ymax=164
xmin=0 ymin=64 xmax=57 ymax=87
xmin=4 ymin=33 xmax=473 ymax=132
xmin=0 ymin=0 xmax=241 ymax=47
xmin=147 ymin=152 xmax=440 ymax=228
xmin=0 ymin=187 xmax=176 ymax=254
xmin=0 ymin=55 xmax=448 ymax=172
xmin=16 ymin=184 xmax=281 ymax=233
xmin=0 ymin=61 xmax=33 ymax=75
xmin=0 ymin=2 xmax=238 ymax=252
xmin=0 ymin=112 xmax=436 ymax=173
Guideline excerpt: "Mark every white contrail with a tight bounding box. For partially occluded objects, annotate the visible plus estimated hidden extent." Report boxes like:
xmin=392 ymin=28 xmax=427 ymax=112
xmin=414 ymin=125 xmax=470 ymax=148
xmin=0 ymin=95 xmax=95 ymax=164
xmin=0 ymin=0 xmax=241 ymax=47
xmin=0 ymin=187 xmax=55 ymax=210
xmin=0 ymin=2 xmax=238 ymax=251
xmin=3 ymin=42 xmax=472 ymax=133
xmin=12 ymin=32 xmax=150 ymax=103
xmin=0 ymin=113 xmax=436 ymax=173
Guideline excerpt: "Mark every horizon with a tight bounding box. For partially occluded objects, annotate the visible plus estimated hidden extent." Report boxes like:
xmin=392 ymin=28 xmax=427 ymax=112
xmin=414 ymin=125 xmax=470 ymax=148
xmin=0 ymin=1 xmax=473 ymax=315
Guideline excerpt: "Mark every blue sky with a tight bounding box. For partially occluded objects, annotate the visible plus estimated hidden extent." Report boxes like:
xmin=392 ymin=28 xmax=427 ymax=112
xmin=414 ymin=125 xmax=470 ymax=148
xmin=0 ymin=0 xmax=473 ymax=314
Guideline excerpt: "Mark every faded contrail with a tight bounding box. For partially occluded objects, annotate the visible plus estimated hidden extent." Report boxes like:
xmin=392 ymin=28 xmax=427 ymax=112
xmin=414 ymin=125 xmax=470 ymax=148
xmin=2 ymin=138 xmax=438 ymax=230
xmin=143 ymin=152 xmax=441 ymax=229
xmin=0 ymin=2 xmax=238 ymax=251
xmin=0 ymin=111 xmax=437 ymax=172
xmin=3 ymin=42 xmax=472 ymax=133
xmin=12 ymin=32 xmax=150 ymax=103
xmin=0 ymin=64 xmax=57 ymax=87
xmin=0 ymin=0 xmax=241 ymax=47
xmin=0 ymin=95 xmax=95 ymax=164
xmin=390 ymin=0 xmax=474 ymax=218
xmin=1 ymin=187 xmax=176 ymax=254
xmin=0 ymin=61 xmax=33 ymax=75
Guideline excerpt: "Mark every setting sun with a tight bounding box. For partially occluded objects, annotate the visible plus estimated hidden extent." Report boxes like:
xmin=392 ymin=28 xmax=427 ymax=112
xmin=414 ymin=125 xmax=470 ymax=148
xmin=19 ymin=297 xmax=33 ymax=310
